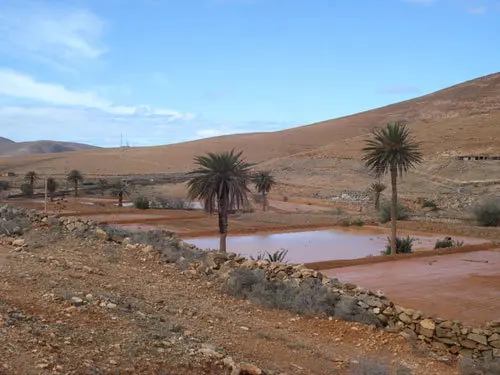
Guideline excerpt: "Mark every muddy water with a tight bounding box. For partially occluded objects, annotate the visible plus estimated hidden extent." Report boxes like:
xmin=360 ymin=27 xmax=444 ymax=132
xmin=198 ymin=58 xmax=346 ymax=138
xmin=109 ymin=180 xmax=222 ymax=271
xmin=323 ymin=249 xmax=500 ymax=326
xmin=185 ymin=229 xmax=480 ymax=263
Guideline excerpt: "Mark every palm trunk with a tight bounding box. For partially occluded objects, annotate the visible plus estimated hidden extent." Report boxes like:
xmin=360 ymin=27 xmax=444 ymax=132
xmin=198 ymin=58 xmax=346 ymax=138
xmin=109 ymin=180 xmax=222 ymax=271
xmin=218 ymin=198 xmax=228 ymax=252
xmin=74 ymin=181 xmax=78 ymax=197
xmin=374 ymin=193 xmax=380 ymax=210
xmin=390 ymin=167 xmax=398 ymax=255
xmin=118 ymin=192 xmax=123 ymax=207
xmin=262 ymin=191 xmax=266 ymax=211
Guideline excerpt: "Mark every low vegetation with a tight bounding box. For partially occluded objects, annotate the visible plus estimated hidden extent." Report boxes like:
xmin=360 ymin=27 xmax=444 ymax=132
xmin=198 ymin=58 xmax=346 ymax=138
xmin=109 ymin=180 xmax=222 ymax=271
xmin=473 ymin=197 xmax=500 ymax=227
xmin=422 ymin=199 xmax=438 ymax=211
xmin=20 ymin=183 xmax=34 ymax=197
xmin=134 ymin=196 xmax=150 ymax=210
xmin=379 ymin=201 xmax=409 ymax=224
xmin=0 ymin=180 xmax=10 ymax=191
xmin=340 ymin=218 xmax=365 ymax=227
xmin=224 ymin=268 xmax=379 ymax=325
xmin=251 ymin=249 xmax=289 ymax=262
xmin=381 ymin=235 xmax=414 ymax=255
xmin=434 ymin=237 xmax=464 ymax=249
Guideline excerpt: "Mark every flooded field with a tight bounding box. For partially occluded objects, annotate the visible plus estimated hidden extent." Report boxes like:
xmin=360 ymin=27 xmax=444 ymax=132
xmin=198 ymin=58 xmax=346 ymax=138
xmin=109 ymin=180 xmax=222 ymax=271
xmin=323 ymin=249 xmax=500 ymax=326
xmin=185 ymin=229 xmax=485 ymax=263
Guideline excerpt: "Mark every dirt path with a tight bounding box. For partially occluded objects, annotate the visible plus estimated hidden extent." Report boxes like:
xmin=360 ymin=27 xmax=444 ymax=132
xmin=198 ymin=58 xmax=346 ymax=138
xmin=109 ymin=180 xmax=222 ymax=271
xmin=323 ymin=249 xmax=500 ymax=327
xmin=0 ymin=229 xmax=458 ymax=374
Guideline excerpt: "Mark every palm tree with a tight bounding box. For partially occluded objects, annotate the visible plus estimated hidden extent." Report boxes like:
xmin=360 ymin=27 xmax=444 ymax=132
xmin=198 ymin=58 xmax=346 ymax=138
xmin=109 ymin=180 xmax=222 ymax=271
xmin=362 ymin=121 xmax=422 ymax=254
xmin=111 ymin=182 xmax=130 ymax=207
xmin=187 ymin=149 xmax=253 ymax=252
xmin=253 ymin=171 xmax=276 ymax=211
xmin=369 ymin=180 xmax=387 ymax=210
xmin=24 ymin=171 xmax=38 ymax=189
xmin=46 ymin=177 xmax=58 ymax=201
xmin=67 ymin=170 xmax=84 ymax=197
xmin=97 ymin=179 xmax=108 ymax=196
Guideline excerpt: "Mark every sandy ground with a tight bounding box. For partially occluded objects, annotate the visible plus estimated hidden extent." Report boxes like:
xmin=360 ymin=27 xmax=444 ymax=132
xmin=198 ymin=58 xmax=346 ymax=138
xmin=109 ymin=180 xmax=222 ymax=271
xmin=323 ymin=249 xmax=500 ymax=327
xmin=0 ymin=229 xmax=459 ymax=374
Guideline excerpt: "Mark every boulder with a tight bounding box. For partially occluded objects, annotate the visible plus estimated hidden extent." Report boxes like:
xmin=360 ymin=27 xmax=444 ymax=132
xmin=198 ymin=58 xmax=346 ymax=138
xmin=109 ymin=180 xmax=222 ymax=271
xmin=467 ymin=333 xmax=488 ymax=346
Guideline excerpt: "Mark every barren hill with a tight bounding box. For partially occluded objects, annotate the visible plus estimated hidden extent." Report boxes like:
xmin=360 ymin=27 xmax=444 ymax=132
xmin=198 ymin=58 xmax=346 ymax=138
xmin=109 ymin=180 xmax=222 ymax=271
xmin=0 ymin=139 xmax=99 ymax=157
xmin=1 ymin=73 xmax=499 ymax=198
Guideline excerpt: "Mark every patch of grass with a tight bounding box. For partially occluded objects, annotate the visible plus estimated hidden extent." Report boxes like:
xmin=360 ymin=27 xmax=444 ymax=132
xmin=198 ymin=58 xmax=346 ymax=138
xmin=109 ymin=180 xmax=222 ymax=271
xmin=434 ymin=237 xmax=464 ymax=249
xmin=473 ymin=197 xmax=500 ymax=227
xmin=379 ymin=202 xmax=409 ymax=224
xmin=223 ymin=268 xmax=380 ymax=326
xmin=380 ymin=236 xmax=414 ymax=255
xmin=422 ymin=199 xmax=438 ymax=210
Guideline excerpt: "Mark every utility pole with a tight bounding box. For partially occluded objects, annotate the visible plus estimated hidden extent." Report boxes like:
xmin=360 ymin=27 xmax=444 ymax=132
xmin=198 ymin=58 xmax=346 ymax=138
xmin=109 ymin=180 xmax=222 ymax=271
xmin=44 ymin=177 xmax=48 ymax=214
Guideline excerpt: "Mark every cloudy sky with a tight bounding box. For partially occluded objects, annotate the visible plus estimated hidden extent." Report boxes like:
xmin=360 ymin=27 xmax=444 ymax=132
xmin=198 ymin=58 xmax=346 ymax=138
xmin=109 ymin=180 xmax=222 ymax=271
xmin=0 ymin=0 xmax=498 ymax=147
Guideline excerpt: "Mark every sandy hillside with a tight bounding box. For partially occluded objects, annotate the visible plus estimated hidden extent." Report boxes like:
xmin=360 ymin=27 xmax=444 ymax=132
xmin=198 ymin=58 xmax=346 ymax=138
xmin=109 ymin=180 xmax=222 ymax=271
xmin=1 ymin=73 xmax=499 ymax=198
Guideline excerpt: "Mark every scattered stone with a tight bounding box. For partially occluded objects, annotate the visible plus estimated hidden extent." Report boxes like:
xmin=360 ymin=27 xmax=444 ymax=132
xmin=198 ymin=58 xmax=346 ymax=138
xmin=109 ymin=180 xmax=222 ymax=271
xmin=71 ymin=297 xmax=84 ymax=307
xmin=12 ymin=238 xmax=26 ymax=247
xmin=467 ymin=333 xmax=488 ymax=346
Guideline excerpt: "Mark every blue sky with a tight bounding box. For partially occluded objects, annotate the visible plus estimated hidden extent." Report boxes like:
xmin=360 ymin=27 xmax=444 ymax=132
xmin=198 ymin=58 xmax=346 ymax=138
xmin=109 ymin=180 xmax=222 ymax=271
xmin=0 ymin=0 xmax=498 ymax=147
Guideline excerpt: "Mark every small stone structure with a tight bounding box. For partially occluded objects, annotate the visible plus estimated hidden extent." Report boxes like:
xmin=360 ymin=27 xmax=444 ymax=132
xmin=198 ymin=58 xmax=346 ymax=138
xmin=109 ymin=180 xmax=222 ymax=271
xmin=456 ymin=155 xmax=500 ymax=161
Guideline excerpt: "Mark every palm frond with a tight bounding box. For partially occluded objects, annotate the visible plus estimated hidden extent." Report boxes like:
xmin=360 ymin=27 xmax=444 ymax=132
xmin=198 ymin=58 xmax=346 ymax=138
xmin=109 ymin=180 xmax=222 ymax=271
xmin=362 ymin=121 xmax=423 ymax=177
xmin=252 ymin=171 xmax=276 ymax=193
xmin=187 ymin=149 xmax=254 ymax=214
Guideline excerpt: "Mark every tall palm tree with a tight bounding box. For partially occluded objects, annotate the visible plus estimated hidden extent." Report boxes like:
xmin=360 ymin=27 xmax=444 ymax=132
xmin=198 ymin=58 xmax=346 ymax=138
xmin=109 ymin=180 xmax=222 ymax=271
xmin=187 ymin=149 xmax=253 ymax=252
xmin=369 ymin=180 xmax=387 ymax=210
xmin=24 ymin=171 xmax=38 ymax=189
xmin=362 ymin=121 xmax=422 ymax=254
xmin=67 ymin=170 xmax=84 ymax=197
xmin=46 ymin=177 xmax=58 ymax=201
xmin=253 ymin=171 xmax=276 ymax=211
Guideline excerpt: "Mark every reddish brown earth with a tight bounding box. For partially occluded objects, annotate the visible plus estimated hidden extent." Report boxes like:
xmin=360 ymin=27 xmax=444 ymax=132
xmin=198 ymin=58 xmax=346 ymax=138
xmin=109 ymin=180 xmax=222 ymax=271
xmin=0 ymin=227 xmax=459 ymax=374
xmin=323 ymin=249 xmax=500 ymax=327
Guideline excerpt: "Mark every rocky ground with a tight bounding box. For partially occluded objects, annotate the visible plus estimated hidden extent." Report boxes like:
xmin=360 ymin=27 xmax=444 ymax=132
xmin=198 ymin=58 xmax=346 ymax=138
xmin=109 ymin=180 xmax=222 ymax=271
xmin=0 ymin=207 xmax=470 ymax=375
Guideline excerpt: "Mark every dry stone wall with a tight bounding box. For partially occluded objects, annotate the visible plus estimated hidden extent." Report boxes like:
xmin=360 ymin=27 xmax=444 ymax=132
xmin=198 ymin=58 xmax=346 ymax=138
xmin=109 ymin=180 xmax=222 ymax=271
xmin=2 ymin=204 xmax=498 ymax=361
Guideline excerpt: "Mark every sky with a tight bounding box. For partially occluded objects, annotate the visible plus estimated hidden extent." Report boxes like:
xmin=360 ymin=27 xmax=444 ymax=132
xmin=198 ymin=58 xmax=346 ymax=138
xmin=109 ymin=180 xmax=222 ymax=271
xmin=0 ymin=0 xmax=498 ymax=147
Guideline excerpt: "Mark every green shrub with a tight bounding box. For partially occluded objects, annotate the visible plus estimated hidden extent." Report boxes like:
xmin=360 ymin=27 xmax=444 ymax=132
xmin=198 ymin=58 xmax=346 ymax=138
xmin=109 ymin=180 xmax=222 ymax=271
xmin=339 ymin=218 xmax=365 ymax=227
xmin=251 ymin=249 xmax=288 ymax=262
xmin=134 ymin=196 xmax=150 ymax=210
xmin=434 ymin=237 xmax=464 ymax=249
xmin=473 ymin=198 xmax=500 ymax=227
xmin=422 ymin=199 xmax=438 ymax=210
xmin=0 ymin=181 xmax=10 ymax=191
xmin=379 ymin=202 xmax=408 ymax=224
xmin=20 ymin=183 xmax=34 ymax=197
xmin=223 ymin=268 xmax=379 ymax=325
xmin=381 ymin=236 xmax=414 ymax=255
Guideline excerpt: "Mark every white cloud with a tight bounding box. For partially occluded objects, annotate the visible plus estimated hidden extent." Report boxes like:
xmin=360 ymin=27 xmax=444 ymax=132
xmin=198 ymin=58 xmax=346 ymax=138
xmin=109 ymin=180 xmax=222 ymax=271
xmin=0 ymin=69 xmax=191 ymax=120
xmin=0 ymin=0 xmax=106 ymax=70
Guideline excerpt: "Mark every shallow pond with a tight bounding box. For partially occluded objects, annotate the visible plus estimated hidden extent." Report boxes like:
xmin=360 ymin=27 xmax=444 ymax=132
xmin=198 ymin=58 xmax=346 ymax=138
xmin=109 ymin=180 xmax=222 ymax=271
xmin=186 ymin=229 xmax=483 ymax=263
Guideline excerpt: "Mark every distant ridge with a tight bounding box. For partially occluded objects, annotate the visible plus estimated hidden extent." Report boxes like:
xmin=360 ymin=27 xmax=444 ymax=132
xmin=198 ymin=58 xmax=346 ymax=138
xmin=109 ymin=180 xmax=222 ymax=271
xmin=0 ymin=138 xmax=100 ymax=156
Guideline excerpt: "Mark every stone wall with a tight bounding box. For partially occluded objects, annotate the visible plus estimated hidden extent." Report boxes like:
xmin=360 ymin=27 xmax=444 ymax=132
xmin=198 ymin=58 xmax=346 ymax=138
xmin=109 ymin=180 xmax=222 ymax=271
xmin=2 ymin=204 xmax=499 ymax=361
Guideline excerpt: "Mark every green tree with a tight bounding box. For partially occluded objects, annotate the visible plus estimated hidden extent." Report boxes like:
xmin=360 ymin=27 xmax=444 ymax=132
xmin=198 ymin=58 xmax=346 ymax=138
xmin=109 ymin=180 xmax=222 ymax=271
xmin=253 ymin=171 xmax=276 ymax=211
xmin=187 ymin=149 xmax=253 ymax=252
xmin=0 ymin=181 xmax=10 ymax=191
xmin=20 ymin=183 xmax=34 ymax=197
xmin=67 ymin=170 xmax=84 ymax=197
xmin=111 ymin=182 xmax=130 ymax=207
xmin=369 ymin=180 xmax=387 ymax=210
xmin=97 ymin=179 xmax=108 ymax=196
xmin=24 ymin=171 xmax=38 ymax=189
xmin=46 ymin=177 xmax=58 ymax=201
xmin=362 ymin=121 xmax=422 ymax=254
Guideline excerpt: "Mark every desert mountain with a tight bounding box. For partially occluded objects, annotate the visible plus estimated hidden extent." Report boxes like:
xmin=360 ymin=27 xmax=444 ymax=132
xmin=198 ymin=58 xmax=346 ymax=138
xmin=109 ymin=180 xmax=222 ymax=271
xmin=1 ymin=73 xmax=499 ymax=198
xmin=0 ymin=139 xmax=99 ymax=156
